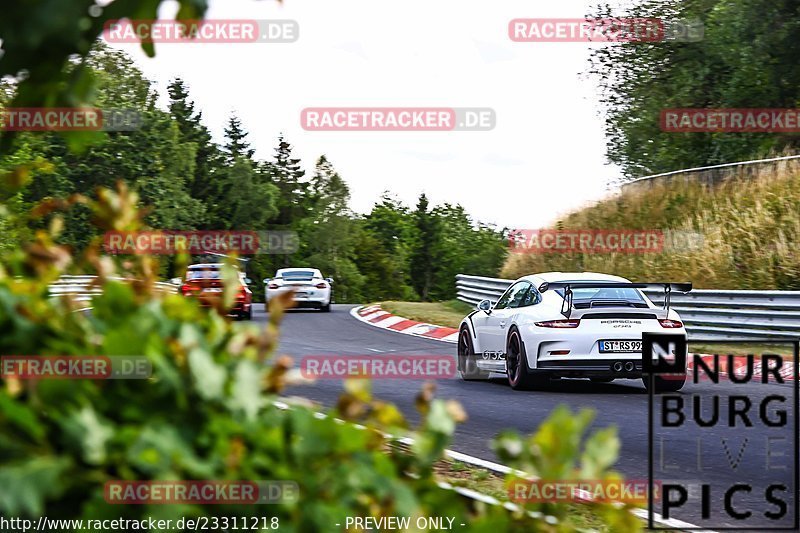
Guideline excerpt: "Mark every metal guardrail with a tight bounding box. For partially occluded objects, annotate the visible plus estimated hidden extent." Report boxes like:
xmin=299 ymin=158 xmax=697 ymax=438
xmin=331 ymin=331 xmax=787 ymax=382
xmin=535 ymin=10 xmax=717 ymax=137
xmin=49 ymin=275 xmax=178 ymax=307
xmin=456 ymin=274 xmax=800 ymax=341
xmin=620 ymin=153 xmax=800 ymax=191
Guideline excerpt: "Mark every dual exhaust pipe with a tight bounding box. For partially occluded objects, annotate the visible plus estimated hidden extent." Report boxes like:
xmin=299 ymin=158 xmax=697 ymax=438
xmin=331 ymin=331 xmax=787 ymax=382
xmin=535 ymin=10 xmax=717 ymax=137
xmin=612 ymin=361 xmax=635 ymax=372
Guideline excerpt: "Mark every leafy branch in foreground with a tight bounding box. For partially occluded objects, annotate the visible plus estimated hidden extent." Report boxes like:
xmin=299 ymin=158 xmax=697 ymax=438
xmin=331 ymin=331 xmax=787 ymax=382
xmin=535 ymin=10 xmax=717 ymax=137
xmin=0 ymin=180 xmax=636 ymax=532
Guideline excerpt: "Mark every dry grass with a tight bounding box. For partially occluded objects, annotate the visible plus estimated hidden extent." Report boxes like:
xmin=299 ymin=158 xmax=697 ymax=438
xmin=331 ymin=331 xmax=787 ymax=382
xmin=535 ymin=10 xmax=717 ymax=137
xmin=502 ymin=156 xmax=800 ymax=290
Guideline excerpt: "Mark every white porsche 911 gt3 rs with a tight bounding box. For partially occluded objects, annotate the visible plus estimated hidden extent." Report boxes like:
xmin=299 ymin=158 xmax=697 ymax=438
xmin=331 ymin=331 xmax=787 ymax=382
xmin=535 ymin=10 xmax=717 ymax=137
xmin=457 ymin=272 xmax=691 ymax=392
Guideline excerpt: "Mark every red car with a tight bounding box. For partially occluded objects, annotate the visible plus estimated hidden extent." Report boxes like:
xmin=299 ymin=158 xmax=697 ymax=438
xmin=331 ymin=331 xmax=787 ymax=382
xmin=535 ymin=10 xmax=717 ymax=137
xmin=177 ymin=263 xmax=252 ymax=320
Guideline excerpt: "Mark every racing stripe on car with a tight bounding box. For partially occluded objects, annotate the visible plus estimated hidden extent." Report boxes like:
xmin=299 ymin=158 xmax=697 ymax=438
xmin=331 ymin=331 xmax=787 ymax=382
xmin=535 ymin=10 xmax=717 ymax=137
xmin=466 ymin=310 xmax=478 ymax=338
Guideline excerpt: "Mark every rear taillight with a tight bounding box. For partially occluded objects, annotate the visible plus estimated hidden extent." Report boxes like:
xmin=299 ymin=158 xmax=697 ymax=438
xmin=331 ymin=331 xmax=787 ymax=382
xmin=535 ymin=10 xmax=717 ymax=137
xmin=315 ymin=282 xmax=327 ymax=289
xmin=236 ymin=286 xmax=247 ymax=299
xmin=268 ymin=283 xmax=279 ymax=289
xmin=180 ymin=284 xmax=197 ymax=295
xmin=534 ymin=319 xmax=581 ymax=328
xmin=658 ymin=319 xmax=683 ymax=328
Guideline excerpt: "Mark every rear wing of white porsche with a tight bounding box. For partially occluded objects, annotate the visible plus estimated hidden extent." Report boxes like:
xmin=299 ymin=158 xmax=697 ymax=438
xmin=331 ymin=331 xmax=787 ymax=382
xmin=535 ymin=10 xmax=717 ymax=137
xmin=536 ymin=281 xmax=692 ymax=318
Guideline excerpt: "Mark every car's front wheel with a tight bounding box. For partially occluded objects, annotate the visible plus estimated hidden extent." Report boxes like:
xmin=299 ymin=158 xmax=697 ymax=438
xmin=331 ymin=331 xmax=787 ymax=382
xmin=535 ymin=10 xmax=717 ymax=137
xmin=458 ymin=327 xmax=489 ymax=380
xmin=642 ymin=374 xmax=686 ymax=392
xmin=506 ymin=328 xmax=548 ymax=390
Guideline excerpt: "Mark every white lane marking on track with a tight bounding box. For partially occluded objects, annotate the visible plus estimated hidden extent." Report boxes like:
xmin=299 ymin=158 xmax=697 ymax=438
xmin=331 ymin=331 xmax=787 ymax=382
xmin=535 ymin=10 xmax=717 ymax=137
xmin=274 ymin=399 xmax=715 ymax=531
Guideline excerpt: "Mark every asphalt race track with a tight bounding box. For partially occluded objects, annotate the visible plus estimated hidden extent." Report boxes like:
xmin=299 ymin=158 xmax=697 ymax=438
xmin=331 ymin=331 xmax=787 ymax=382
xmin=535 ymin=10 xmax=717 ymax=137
xmin=262 ymin=304 xmax=797 ymax=529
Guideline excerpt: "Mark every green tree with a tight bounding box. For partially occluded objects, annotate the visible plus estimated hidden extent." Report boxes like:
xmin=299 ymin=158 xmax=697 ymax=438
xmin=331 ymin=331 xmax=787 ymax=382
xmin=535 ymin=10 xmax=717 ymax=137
xmin=300 ymin=156 xmax=363 ymax=301
xmin=428 ymin=203 xmax=507 ymax=300
xmin=266 ymin=134 xmax=308 ymax=227
xmin=409 ymin=193 xmax=442 ymax=300
xmin=360 ymin=193 xmax=416 ymax=299
xmin=167 ymin=78 xmax=224 ymax=228
xmin=588 ymin=0 xmax=800 ymax=177
xmin=0 ymin=0 xmax=211 ymax=152
xmin=223 ymin=113 xmax=255 ymax=161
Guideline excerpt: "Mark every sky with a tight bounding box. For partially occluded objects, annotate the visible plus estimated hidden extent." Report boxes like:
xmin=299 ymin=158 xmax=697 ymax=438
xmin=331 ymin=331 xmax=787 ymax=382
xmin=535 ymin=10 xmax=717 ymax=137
xmin=105 ymin=0 xmax=626 ymax=230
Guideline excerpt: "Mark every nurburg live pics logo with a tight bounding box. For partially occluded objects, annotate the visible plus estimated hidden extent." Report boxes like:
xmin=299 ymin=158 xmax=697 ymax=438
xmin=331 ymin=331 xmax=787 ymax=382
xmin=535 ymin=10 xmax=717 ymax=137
xmin=644 ymin=334 xmax=799 ymax=530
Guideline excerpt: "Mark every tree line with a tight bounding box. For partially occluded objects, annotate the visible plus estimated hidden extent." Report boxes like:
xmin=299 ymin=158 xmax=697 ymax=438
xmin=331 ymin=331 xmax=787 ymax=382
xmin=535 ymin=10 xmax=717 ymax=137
xmin=0 ymin=44 xmax=508 ymax=302
xmin=588 ymin=0 xmax=800 ymax=178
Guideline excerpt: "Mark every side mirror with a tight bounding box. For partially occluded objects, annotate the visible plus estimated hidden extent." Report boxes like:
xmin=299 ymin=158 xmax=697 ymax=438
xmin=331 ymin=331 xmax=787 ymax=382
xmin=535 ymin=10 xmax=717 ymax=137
xmin=263 ymin=278 xmax=271 ymax=284
xmin=169 ymin=277 xmax=182 ymax=286
xmin=244 ymin=278 xmax=253 ymax=286
xmin=478 ymin=299 xmax=492 ymax=314
xmin=325 ymin=277 xmax=334 ymax=283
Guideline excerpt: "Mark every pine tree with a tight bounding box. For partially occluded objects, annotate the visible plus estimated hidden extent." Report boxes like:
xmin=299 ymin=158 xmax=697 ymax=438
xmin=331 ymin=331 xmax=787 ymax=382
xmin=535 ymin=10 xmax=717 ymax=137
xmin=167 ymin=78 xmax=224 ymax=228
xmin=409 ymin=193 xmax=442 ymax=300
xmin=223 ymin=114 xmax=255 ymax=161
xmin=217 ymin=115 xmax=278 ymax=230
xmin=267 ymin=134 xmax=308 ymax=227
xmin=310 ymin=155 xmax=349 ymax=219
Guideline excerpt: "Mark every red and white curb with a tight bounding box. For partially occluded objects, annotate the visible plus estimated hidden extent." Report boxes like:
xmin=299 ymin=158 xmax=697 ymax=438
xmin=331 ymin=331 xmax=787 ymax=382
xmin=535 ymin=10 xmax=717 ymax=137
xmin=351 ymin=304 xmax=460 ymax=343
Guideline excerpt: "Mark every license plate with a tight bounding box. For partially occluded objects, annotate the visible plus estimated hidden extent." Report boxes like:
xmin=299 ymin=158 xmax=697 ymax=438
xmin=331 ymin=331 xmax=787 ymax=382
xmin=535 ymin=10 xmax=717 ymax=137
xmin=202 ymin=288 xmax=223 ymax=293
xmin=599 ymin=340 xmax=642 ymax=353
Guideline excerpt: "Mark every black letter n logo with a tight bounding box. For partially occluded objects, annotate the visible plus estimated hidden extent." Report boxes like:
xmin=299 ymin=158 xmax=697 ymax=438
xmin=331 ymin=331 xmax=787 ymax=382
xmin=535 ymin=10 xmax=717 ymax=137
xmin=643 ymin=333 xmax=687 ymax=374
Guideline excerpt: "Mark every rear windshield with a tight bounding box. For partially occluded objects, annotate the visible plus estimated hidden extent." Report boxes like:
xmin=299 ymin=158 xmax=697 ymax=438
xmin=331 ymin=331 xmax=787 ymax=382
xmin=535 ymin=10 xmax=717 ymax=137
xmin=186 ymin=269 xmax=221 ymax=280
xmin=280 ymin=271 xmax=315 ymax=280
xmin=556 ymin=284 xmax=645 ymax=302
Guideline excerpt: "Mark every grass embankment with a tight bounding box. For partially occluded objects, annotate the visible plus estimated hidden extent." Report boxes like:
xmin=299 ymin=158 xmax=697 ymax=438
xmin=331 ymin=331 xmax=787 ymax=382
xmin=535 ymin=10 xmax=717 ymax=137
xmin=434 ymin=459 xmax=642 ymax=532
xmin=502 ymin=157 xmax=800 ymax=290
xmin=378 ymin=299 xmax=474 ymax=328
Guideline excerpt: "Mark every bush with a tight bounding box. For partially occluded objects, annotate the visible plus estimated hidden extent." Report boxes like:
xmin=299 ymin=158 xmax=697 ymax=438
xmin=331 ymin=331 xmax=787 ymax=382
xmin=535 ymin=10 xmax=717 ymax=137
xmin=0 ymin=184 xmax=637 ymax=532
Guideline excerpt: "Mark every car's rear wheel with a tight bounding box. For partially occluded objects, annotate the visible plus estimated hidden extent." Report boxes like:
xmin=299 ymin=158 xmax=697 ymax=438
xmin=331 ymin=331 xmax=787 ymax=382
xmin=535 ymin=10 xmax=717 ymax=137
xmin=642 ymin=374 xmax=686 ymax=392
xmin=506 ymin=328 xmax=548 ymax=390
xmin=458 ymin=327 xmax=489 ymax=380
xmin=321 ymin=302 xmax=331 ymax=312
